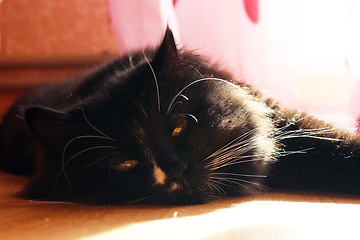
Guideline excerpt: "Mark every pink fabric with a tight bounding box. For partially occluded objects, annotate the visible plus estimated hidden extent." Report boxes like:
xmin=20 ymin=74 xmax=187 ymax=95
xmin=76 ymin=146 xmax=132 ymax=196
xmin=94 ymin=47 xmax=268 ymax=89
xmin=107 ymin=0 xmax=179 ymax=51
xmin=106 ymin=0 xmax=360 ymax=131
xmin=106 ymin=0 xmax=298 ymax=108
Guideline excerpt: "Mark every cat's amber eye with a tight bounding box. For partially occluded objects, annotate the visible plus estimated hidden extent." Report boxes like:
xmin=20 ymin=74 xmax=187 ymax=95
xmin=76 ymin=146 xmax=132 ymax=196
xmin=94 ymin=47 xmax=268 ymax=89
xmin=172 ymin=119 xmax=188 ymax=137
xmin=112 ymin=160 xmax=138 ymax=171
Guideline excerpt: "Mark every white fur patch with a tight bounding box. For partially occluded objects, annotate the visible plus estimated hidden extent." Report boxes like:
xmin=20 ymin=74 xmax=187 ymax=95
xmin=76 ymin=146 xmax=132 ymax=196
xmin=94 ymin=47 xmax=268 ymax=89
xmin=153 ymin=165 xmax=166 ymax=185
xmin=169 ymin=182 xmax=180 ymax=192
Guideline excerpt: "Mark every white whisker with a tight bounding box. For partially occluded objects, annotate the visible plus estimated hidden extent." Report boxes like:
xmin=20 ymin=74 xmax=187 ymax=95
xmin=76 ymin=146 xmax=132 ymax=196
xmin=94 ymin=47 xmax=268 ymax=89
xmin=211 ymin=177 xmax=249 ymax=190
xmin=208 ymin=179 xmax=227 ymax=195
xmin=211 ymin=172 xmax=267 ymax=178
xmin=81 ymin=108 xmax=114 ymax=140
xmin=210 ymin=176 xmax=260 ymax=186
xmin=53 ymin=145 xmax=117 ymax=198
xmin=65 ymin=146 xmax=118 ymax=167
xmin=143 ymin=53 xmax=160 ymax=112
xmin=108 ymin=152 xmax=119 ymax=184
xmin=205 ymin=128 xmax=259 ymax=161
xmin=166 ymin=77 xmax=242 ymax=115
xmin=171 ymin=113 xmax=199 ymax=123
xmin=278 ymin=147 xmax=315 ymax=157
xmin=185 ymin=114 xmax=198 ymax=123
xmin=209 ymin=157 xmax=267 ymax=171
xmin=205 ymin=141 xmax=259 ymax=168
xmin=168 ymin=101 xmax=183 ymax=115
xmin=125 ymin=195 xmax=152 ymax=204
xmin=81 ymin=152 xmax=119 ymax=169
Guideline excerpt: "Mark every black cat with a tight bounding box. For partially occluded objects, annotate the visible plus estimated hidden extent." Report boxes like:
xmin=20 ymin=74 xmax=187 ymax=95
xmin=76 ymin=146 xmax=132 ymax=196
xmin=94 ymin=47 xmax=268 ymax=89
xmin=1 ymin=28 xmax=360 ymax=205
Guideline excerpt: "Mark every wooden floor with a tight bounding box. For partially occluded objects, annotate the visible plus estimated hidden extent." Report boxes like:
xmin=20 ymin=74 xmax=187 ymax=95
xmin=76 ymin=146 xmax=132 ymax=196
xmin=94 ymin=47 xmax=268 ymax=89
xmin=1 ymin=170 xmax=360 ymax=240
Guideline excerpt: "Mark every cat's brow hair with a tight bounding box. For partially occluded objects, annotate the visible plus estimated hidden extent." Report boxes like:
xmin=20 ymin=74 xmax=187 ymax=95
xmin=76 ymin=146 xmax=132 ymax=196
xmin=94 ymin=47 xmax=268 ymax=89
xmin=166 ymin=77 xmax=241 ymax=116
xmin=170 ymin=113 xmax=199 ymax=123
xmin=167 ymin=94 xmax=189 ymax=116
xmin=143 ymin=53 xmax=161 ymax=112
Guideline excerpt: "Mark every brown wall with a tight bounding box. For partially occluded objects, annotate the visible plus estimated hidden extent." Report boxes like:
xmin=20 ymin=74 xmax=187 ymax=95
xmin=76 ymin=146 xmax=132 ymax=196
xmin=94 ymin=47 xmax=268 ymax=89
xmin=0 ymin=0 xmax=120 ymax=116
xmin=0 ymin=0 xmax=119 ymax=57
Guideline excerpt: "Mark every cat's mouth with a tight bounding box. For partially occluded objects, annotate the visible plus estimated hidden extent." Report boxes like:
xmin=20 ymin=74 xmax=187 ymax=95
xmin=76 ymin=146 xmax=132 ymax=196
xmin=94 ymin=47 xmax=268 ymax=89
xmin=168 ymin=179 xmax=193 ymax=194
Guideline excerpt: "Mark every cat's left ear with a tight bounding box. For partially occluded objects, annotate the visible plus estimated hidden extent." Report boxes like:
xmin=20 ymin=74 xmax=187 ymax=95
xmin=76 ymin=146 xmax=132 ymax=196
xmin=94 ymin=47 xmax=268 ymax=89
xmin=25 ymin=107 xmax=77 ymax=148
xmin=151 ymin=27 xmax=178 ymax=70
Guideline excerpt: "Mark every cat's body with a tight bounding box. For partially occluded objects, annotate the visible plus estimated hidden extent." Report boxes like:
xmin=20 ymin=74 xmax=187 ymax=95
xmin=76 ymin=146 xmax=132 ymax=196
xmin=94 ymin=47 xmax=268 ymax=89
xmin=1 ymin=29 xmax=360 ymax=205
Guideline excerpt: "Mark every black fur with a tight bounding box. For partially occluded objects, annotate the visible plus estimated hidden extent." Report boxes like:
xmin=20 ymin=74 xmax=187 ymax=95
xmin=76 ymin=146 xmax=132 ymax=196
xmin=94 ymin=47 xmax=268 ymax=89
xmin=1 ymin=28 xmax=360 ymax=205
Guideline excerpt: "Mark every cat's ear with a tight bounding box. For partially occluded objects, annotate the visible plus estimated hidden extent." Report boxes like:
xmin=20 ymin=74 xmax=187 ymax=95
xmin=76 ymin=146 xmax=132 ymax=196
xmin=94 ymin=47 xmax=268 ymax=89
xmin=25 ymin=107 xmax=75 ymax=148
xmin=151 ymin=27 xmax=178 ymax=70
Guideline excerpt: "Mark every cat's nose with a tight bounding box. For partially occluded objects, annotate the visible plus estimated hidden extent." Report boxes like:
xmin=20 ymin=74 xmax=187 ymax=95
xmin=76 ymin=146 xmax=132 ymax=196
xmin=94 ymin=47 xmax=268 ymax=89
xmin=156 ymin=150 xmax=188 ymax=184
xmin=168 ymin=162 xmax=187 ymax=187
xmin=168 ymin=162 xmax=187 ymax=179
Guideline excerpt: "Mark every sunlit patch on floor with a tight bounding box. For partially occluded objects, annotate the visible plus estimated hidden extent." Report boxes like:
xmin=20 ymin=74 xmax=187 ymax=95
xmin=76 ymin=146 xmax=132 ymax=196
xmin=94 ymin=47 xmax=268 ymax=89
xmin=81 ymin=200 xmax=360 ymax=240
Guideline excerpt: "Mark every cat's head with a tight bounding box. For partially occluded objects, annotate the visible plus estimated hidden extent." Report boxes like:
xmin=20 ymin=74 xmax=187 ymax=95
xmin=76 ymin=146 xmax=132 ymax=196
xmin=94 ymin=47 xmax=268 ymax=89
xmin=25 ymin=28 xmax=277 ymax=205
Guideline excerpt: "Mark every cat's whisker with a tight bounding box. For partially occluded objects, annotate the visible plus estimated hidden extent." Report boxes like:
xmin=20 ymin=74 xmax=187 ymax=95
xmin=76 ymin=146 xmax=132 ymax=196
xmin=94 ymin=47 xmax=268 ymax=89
xmin=81 ymin=152 xmax=119 ymax=169
xmin=185 ymin=114 xmax=198 ymax=123
xmin=209 ymin=179 xmax=233 ymax=192
xmin=65 ymin=146 xmax=118 ymax=167
xmin=60 ymin=135 xmax=117 ymax=178
xmin=275 ymin=127 xmax=342 ymax=142
xmin=63 ymin=135 xmax=116 ymax=154
xmin=276 ymin=126 xmax=336 ymax=136
xmin=170 ymin=113 xmax=183 ymax=121
xmin=125 ymin=195 xmax=152 ymax=204
xmin=205 ymin=128 xmax=259 ymax=161
xmin=168 ymin=101 xmax=183 ymax=115
xmin=278 ymin=147 xmax=316 ymax=157
xmin=53 ymin=145 xmax=118 ymax=198
xmin=143 ymin=53 xmax=161 ymax=112
xmin=178 ymin=94 xmax=189 ymax=101
xmin=108 ymin=152 xmax=120 ymax=184
xmin=206 ymin=148 xmax=256 ymax=168
xmin=209 ymin=157 xmax=267 ymax=171
xmin=205 ymin=139 xmax=265 ymax=173
xmin=208 ymin=179 xmax=227 ymax=195
xmin=210 ymin=177 xmax=249 ymax=190
xmin=167 ymin=95 xmax=189 ymax=115
xmin=211 ymin=172 xmax=267 ymax=178
xmin=170 ymin=113 xmax=199 ymax=123
xmin=53 ymin=134 xmax=115 ymax=197
xmin=278 ymin=134 xmax=342 ymax=142
xmin=81 ymin=108 xmax=115 ymax=140
xmin=210 ymin=177 xmax=260 ymax=186
xmin=276 ymin=131 xmax=342 ymax=144
xmin=196 ymin=185 xmax=205 ymax=194
xmin=208 ymin=139 xmax=256 ymax=160
xmin=210 ymin=176 xmax=260 ymax=186
xmin=273 ymin=104 xmax=346 ymax=143
xmin=205 ymin=139 xmax=259 ymax=168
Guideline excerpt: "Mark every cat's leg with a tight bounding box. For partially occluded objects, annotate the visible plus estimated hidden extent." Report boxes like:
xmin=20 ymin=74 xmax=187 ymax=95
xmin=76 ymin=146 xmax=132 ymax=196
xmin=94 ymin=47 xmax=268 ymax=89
xmin=0 ymin=104 xmax=36 ymax=176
